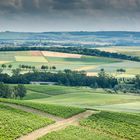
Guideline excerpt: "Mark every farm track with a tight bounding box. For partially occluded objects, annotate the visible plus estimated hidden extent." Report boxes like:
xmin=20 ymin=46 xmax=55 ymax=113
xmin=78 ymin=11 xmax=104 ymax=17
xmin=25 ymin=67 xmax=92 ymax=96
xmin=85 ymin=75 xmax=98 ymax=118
xmin=17 ymin=110 xmax=94 ymax=140
xmin=1 ymin=102 xmax=95 ymax=140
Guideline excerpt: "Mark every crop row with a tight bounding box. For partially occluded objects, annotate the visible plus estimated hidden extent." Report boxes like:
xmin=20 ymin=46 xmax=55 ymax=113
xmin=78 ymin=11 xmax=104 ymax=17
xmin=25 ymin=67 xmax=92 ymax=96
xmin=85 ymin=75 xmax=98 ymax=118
xmin=0 ymin=98 xmax=85 ymax=118
xmin=39 ymin=125 xmax=116 ymax=140
xmin=80 ymin=111 xmax=140 ymax=140
xmin=0 ymin=103 xmax=54 ymax=140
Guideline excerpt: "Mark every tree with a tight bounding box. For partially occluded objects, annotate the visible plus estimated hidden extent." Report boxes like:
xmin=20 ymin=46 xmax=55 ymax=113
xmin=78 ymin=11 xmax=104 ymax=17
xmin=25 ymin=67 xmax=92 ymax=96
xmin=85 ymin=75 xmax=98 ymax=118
xmin=52 ymin=66 xmax=56 ymax=70
xmin=116 ymin=68 xmax=126 ymax=74
xmin=8 ymin=64 xmax=12 ymax=69
xmin=135 ymin=75 xmax=140 ymax=89
xmin=12 ymin=68 xmax=21 ymax=76
xmin=16 ymin=85 xmax=27 ymax=99
xmin=0 ymin=69 xmax=3 ymax=74
xmin=1 ymin=64 xmax=6 ymax=69
xmin=0 ymin=84 xmax=12 ymax=98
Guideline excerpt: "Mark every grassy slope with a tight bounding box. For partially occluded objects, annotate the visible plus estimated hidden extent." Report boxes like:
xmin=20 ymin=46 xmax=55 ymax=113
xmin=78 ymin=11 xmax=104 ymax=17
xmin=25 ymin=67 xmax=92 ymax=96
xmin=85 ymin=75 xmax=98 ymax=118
xmin=24 ymin=90 xmax=50 ymax=100
xmin=0 ymin=103 xmax=54 ymax=140
xmin=94 ymin=102 xmax=140 ymax=113
xmin=25 ymin=85 xmax=91 ymax=96
xmin=22 ymin=85 xmax=140 ymax=113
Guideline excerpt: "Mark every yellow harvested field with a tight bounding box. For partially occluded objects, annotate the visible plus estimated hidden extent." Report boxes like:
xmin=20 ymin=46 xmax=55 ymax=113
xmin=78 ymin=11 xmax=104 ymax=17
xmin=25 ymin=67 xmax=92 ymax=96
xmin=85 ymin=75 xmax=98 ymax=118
xmin=97 ymin=46 xmax=140 ymax=53
xmin=15 ymin=56 xmax=48 ymax=63
xmin=86 ymin=72 xmax=98 ymax=76
xmin=0 ymin=61 xmax=11 ymax=64
xmin=42 ymin=51 xmax=82 ymax=58
xmin=75 ymin=65 xmax=98 ymax=71
xmin=115 ymin=74 xmax=135 ymax=78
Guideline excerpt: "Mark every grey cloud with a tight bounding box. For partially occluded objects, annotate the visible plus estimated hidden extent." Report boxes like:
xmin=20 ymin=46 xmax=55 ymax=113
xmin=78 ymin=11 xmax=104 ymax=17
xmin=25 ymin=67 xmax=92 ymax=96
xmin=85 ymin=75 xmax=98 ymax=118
xmin=1 ymin=0 xmax=140 ymax=14
xmin=0 ymin=0 xmax=140 ymax=31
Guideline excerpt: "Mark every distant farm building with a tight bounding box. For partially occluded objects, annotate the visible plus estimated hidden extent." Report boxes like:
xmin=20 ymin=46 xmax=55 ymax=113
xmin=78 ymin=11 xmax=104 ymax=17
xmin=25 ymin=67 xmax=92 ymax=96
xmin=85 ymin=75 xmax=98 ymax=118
xmin=30 ymin=81 xmax=57 ymax=85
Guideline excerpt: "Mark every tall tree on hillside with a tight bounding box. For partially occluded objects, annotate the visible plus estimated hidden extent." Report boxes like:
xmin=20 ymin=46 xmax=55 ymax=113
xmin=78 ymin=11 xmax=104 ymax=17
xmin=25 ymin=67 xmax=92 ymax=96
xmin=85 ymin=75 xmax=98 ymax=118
xmin=1 ymin=64 xmax=6 ymax=69
xmin=12 ymin=68 xmax=21 ymax=77
xmin=0 ymin=69 xmax=3 ymax=74
xmin=0 ymin=84 xmax=12 ymax=98
xmin=52 ymin=66 xmax=56 ymax=70
xmin=8 ymin=64 xmax=12 ymax=69
xmin=135 ymin=75 xmax=140 ymax=89
xmin=16 ymin=85 xmax=27 ymax=99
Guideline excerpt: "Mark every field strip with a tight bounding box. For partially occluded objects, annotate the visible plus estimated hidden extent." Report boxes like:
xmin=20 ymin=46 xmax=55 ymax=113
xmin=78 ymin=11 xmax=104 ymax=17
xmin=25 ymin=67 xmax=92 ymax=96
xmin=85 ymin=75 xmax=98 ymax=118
xmin=1 ymin=103 xmax=63 ymax=121
xmin=15 ymin=56 xmax=48 ymax=63
xmin=0 ymin=61 xmax=11 ymax=64
xmin=75 ymin=65 xmax=98 ymax=71
xmin=17 ymin=110 xmax=95 ymax=140
xmin=42 ymin=51 xmax=82 ymax=58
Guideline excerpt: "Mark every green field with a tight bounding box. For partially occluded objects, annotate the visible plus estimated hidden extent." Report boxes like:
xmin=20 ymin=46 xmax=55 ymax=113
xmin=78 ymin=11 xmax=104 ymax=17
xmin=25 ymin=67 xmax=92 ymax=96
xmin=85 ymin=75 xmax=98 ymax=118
xmin=20 ymin=85 xmax=140 ymax=113
xmin=80 ymin=111 xmax=140 ymax=140
xmin=0 ymin=98 xmax=85 ymax=118
xmin=0 ymin=50 xmax=140 ymax=77
xmin=3 ymin=84 xmax=140 ymax=113
xmin=39 ymin=111 xmax=140 ymax=140
xmin=0 ymin=103 xmax=54 ymax=140
xmin=39 ymin=125 xmax=116 ymax=140
xmin=0 ymin=49 xmax=140 ymax=139
xmin=0 ymin=84 xmax=140 ymax=139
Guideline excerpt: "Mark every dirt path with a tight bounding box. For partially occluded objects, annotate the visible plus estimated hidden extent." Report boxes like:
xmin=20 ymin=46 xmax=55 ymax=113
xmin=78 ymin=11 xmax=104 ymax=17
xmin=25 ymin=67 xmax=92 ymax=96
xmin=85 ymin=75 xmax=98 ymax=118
xmin=17 ymin=110 xmax=95 ymax=140
xmin=1 ymin=103 xmax=63 ymax=121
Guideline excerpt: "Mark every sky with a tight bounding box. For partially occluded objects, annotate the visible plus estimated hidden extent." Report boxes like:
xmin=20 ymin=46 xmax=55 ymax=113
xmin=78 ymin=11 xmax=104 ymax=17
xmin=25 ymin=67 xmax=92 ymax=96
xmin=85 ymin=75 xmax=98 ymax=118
xmin=0 ymin=0 xmax=140 ymax=32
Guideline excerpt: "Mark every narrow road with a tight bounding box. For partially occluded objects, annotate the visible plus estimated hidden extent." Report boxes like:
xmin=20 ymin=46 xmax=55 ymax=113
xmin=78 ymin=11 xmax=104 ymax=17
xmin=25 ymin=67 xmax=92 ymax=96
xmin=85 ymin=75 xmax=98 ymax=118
xmin=17 ymin=110 xmax=94 ymax=140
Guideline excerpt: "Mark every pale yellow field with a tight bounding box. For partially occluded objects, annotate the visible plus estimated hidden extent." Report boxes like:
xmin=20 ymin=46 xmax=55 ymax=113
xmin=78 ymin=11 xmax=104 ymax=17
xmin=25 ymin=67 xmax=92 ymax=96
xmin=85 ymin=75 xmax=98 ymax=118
xmin=42 ymin=51 xmax=82 ymax=58
xmin=97 ymin=46 xmax=140 ymax=54
xmin=86 ymin=72 xmax=98 ymax=76
xmin=75 ymin=65 xmax=98 ymax=71
xmin=15 ymin=56 xmax=48 ymax=63
xmin=0 ymin=61 xmax=11 ymax=64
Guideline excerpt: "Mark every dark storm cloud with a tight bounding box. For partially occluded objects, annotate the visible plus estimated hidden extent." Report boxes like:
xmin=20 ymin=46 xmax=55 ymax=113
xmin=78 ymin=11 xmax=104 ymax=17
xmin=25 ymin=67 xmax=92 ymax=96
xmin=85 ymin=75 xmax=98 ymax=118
xmin=0 ymin=0 xmax=140 ymax=31
xmin=1 ymin=0 xmax=140 ymax=14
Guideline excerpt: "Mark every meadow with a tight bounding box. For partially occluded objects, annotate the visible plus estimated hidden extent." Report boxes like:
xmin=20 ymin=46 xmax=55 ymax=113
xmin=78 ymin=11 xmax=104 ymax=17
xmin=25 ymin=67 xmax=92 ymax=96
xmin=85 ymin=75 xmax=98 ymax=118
xmin=25 ymin=85 xmax=140 ymax=113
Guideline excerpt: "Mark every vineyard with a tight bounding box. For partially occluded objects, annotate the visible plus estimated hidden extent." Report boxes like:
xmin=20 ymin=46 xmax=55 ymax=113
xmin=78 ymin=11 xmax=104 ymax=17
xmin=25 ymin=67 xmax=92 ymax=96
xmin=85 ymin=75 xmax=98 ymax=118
xmin=0 ymin=99 xmax=85 ymax=118
xmin=39 ymin=125 xmax=116 ymax=140
xmin=0 ymin=104 xmax=54 ymax=140
xmin=80 ymin=111 xmax=140 ymax=140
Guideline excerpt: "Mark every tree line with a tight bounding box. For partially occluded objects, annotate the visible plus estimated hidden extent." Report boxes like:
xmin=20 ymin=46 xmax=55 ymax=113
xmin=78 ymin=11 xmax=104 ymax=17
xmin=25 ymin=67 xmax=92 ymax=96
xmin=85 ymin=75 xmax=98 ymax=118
xmin=0 ymin=69 xmax=117 ymax=88
xmin=0 ymin=84 xmax=26 ymax=99
xmin=0 ymin=46 xmax=140 ymax=62
xmin=0 ymin=69 xmax=140 ymax=93
xmin=1 ymin=64 xmax=56 ymax=71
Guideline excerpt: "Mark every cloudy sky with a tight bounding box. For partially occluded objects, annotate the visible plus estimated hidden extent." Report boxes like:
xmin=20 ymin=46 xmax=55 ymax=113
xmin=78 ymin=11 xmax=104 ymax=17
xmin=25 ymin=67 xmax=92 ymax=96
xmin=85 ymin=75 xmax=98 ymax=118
xmin=0 ymin=0 xmax=140 ymax=32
